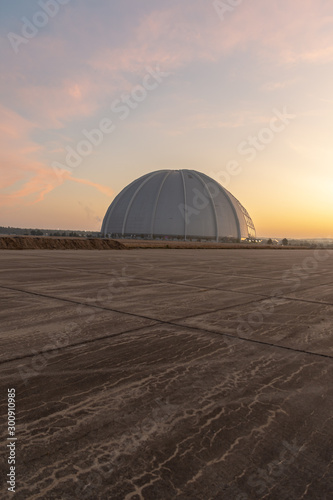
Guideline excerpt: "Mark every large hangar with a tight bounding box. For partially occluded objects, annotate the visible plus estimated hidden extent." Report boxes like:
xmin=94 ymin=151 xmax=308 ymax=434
xmin=101 ymin=169 xmax=256 ymax=241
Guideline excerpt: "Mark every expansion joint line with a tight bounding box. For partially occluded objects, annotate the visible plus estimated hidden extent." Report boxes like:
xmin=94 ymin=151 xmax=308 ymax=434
xmin=0 ymin=285 xmax=332 ymax=365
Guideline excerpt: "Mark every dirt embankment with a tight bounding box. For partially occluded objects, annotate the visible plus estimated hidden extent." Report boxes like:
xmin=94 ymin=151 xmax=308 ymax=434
xmin=119 ymin=239 xmax=269 ymax=249
xmin=0 ymin=236 xmax=126 ymax=250
xmin=0 ymin=235 xmax=314 ymax=250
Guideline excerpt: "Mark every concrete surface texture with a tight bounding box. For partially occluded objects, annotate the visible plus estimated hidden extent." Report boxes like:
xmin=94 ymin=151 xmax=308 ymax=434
xmin=0 ymin=249 xmax=332 ymax=499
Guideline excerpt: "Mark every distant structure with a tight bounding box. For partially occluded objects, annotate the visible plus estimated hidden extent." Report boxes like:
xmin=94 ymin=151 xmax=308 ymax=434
xmin=101 ymin=169 xmax=256 ymax=241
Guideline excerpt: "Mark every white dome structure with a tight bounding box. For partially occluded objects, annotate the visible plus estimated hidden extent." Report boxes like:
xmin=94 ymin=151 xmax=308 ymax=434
xmin=101 ymin=170 xmax=256 ymax=241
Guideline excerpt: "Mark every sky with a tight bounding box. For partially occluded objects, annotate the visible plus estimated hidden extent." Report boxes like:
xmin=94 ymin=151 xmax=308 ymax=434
xmin=1 ymin=0 xmax=333 ymax=238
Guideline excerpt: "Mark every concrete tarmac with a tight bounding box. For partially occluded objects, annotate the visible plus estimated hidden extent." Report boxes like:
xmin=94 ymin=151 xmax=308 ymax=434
xmin=0 ymin=249 xmax=333 ymax=499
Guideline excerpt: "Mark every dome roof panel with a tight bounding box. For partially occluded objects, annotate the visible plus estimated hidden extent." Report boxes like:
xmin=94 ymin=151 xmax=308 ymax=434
xmin=123 ymin=171 xmax=168 ymax=235
xmin=182 ymin=171 xmax=217 ymax=238
xmin=152 ymin=171 xmax=186 ymax=236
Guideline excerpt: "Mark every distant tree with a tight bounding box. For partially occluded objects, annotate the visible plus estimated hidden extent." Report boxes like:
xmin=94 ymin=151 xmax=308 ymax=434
xmin=282 ymin=238 xmax=288 ymax=246
xmin=267 ymin=238 xmax=273 ymax=245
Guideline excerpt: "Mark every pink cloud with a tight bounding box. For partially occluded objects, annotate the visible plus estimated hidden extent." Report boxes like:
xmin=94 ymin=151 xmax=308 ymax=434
xmin=0 ymin=164 xmax=113 ymax=208
xmin=2 ymin=1 xmax=331 ymax=138
xmin=16 ymin=80 xmax=101 ymax=129
xmin=0 ymin=105 xmax=113 ymax=208
xmin=68 ymin=175 xmax=113 ymax=197
xmin=88 ymin=1 xmax=333 ymax=75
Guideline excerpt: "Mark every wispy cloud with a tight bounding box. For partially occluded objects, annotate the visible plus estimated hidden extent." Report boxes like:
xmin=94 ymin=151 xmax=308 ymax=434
xmin=66 ymin=175 xmax=113 ymax=198
xmin=0 ymin=165 xmax=113 ymax=208
xmin=0 ymin=105 xmax=112 ymax=207
xmin=261 ymin=80 xmax=297 ymax=92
